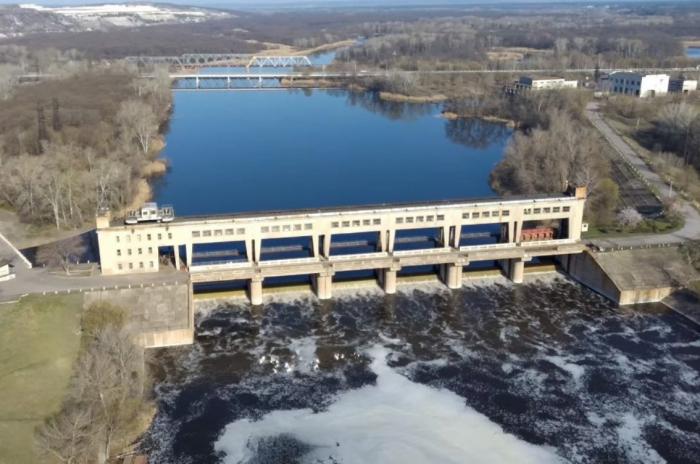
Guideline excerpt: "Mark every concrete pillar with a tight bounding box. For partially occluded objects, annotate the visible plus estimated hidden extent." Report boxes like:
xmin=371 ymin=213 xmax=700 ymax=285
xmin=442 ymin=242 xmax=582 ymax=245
xmin=387 ymin=229 xmax=396 ymax=253
xmin=441 ymin=226 xmax=450 ymax=248
xmin=314 ymin=273 xmax=333 ymax=300
xmin=514 ymin=221 xmax=523 ymax=244
xmin=254 ymin=239 xmax=261 ymax=264
xmin=323 ymin=234 xmax=331 ymax=258
xmin=312 ymin=235 xmax=319 ymax=257
xmin=195 ymin=76 xmax=199 ymax=89
xmin=249 ymin=276 xmax=263 ymax=305
xmin=443 ymin=263 xmax=463 ymax=289
xmin=185 ymin=242 xmax=193 ymax=268
xmin=383 ymin=269 xmax=397 ymax=294
xmin=174 ymin=245 xmax=181 ymax=270
xmin=452 ymin=225 xmax=461 ymax=248
xmin=507 ymin=221 xmax=515 ymax=243
xmin=245 ymin=238 xmax=254 ymax=263
xmin=509 ymin=259 xmax=524 ymax=284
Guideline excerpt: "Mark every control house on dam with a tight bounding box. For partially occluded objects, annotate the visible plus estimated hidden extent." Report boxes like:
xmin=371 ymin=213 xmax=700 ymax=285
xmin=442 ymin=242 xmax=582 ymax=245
xmin=95 ymin=187 xmax=588 ymax=304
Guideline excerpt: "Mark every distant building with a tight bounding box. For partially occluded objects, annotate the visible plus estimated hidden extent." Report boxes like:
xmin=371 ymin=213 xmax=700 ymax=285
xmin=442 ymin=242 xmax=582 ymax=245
xmin=515 ymin=76 xmax=578 ymax=91
xmin=607 ymin=72 xmax=669 ymax=97
xmin=669 ymin=78 xmax=698 ymax=94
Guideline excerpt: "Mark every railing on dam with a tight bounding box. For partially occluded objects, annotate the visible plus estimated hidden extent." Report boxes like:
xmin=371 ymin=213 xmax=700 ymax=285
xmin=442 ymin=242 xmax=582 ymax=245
xmin=95 ymin=189 xmax=588 ymax=303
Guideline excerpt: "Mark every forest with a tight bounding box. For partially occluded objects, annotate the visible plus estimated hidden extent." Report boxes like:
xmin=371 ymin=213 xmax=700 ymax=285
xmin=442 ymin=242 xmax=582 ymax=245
xmin=0 ymin=46 xmax=171 ymax=230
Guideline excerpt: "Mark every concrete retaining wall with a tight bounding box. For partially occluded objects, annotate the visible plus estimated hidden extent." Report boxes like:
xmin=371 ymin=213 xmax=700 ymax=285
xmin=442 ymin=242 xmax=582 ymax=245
xmin=564 ymin=251 xmax=622 ymax=303
xmin=84 ymin=281 xmax=193 ymax=348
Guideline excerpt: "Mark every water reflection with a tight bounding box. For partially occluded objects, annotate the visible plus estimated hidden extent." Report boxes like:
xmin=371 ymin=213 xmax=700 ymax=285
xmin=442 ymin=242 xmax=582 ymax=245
xmin=445 ymin=117 xmax=512 ymax=149
xmin=341 ymin=90 xmax=437 ymax=121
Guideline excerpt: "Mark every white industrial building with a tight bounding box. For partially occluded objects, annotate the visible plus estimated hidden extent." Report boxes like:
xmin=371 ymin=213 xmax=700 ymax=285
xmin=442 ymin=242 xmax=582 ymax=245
xmin=669 ymin=78 xmax=698 ymax=94
xmin=516 ymin=76 xmax=578 ymax=91
xmin=607 ymin=72 xmax=669 ymax=97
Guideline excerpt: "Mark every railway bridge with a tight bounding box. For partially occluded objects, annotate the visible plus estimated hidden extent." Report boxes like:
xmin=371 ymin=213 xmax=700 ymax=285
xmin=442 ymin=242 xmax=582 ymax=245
xmin=95 ymin=189 xmax=587 ymax=304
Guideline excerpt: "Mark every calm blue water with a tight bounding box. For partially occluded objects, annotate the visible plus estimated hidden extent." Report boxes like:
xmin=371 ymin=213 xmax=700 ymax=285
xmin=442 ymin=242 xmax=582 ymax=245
xmin=154 ymin=90 xmax=511 ymax=216
xmin=688 ymin=47 xmax=700 ymax=59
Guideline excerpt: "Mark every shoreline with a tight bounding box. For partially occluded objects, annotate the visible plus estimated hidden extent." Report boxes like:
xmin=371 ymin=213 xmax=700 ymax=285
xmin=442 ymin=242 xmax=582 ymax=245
xmin=441 ymin=110 xmax=517 ymax=128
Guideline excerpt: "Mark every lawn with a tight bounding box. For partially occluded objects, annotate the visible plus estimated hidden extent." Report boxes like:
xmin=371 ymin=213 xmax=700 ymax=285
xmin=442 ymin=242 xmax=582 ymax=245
xmin=0 ymin=294 xmax=82 ymax=464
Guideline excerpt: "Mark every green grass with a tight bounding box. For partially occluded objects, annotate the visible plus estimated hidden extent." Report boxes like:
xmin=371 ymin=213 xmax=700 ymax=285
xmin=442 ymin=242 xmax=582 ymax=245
xmin=0 ymin=294 xmax=82 ymax=464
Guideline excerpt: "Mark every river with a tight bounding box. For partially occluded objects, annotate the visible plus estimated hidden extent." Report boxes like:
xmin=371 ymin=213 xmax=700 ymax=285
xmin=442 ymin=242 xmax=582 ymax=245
xmin=144 ymin=56 xmax=700 ymax=464
xmin=687 ymin=47 xmax=700 ymax=59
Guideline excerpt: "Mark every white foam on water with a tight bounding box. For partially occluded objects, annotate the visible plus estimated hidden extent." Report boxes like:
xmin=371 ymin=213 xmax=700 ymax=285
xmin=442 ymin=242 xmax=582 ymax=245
xmin=616 ymin=413 xmax=666 ymax=464
xmin=215 ymin=345 xmax=566 ymax=464
xmin=288 ymin=337 xmax=319 ymax=374
xmin=544 ymin=356 xmax=586 ymax=384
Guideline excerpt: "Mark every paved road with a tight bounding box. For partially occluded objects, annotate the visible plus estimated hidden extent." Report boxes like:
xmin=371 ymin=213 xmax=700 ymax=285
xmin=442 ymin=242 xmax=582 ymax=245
xmin=585 ymin=102 xmax=700 ymax=248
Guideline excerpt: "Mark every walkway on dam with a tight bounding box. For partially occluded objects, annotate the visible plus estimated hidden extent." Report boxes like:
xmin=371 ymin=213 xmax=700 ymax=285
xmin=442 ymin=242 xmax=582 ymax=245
xmin=585 ymin=102 xmax=700 ymax=249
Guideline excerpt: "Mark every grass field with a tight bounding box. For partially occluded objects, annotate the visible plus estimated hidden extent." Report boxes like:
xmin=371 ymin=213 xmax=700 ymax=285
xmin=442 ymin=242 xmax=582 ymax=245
xmin=0 ymin=294 xmax=82 ymax=464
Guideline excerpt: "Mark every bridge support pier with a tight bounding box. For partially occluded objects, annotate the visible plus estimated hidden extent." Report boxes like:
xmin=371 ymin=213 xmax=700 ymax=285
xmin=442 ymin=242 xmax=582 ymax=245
xmin=509 ymin=258 xmax=525 ymax=284
xmin=314 ymin=272 xmax=333 ymax=300
xmin=382 ymin=269 xmax=397 ymax=294
xmin=443 ymin=263 xmax=463 ymax=289
xmin=249 ymin=275 xmax=263 ymax=305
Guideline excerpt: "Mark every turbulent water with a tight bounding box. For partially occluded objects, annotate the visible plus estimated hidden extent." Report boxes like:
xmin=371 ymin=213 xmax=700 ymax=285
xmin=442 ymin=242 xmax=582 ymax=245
xmin=143 ymin=277 xmax=700 ymax=464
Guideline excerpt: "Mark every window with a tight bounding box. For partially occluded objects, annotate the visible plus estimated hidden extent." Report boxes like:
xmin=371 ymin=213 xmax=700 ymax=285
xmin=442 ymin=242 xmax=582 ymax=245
xmin=129 ymin=263 xmax=133 ymax=270
xmin=157 ymin=233 xmax=162 ymax=240
xmin=139 ymin=262 xmax=144 ymax=269
xmin=272 ymin=226 xmax=280 ymax=232
xmin=150 ymin=261 xmax=154 ymax=268
xmin=214 ymin=230 xmax=223 ymax=236
xmin=543 ymin=207 xmax=551 ymax=213
xmin=116 ymin=236 xmax=120 ymax=243
xmin=137 ymin=234 xmax=141 ymax=241
xmin=492 ymin=211 xmax=499 ymax=217
xmin=533 ymin=208 xmax=541 ymax=214
xmin=342 ymin=221 xmax=350 ymax=227
xmin=502 ymin=210 xmax=510 ymax=217
xmin=138 ymin=248 xmax=143 ymax=255
xmin=462 ymin=212 xmax=470 ymax=219
xmin=203 ymin=230 xmax=212 ymax=237
xmin=416 ymin=216 xmax=424 ymax=223
xmin=226 ymin=229 xmax=234 ymax=235
xmin=363 ymin=219 xmax=371 ymax=226
xmin=436 ymin=214 xmax=445 ymax=221
xmin=168 ymin=233 xmax=172 ymax=239
xmin=147 ymin=234 xmax=152 ymax=241
xmin=261 ymin=226 xmax=269 ymax=233
xmin=524 ymin=208 xmax=532 ymax=215
xmin=294 ymin=224 xmax=302 ymax=231
xmin=406 ymin=217 xmax=414 ymax=223
xmin=482 ymin=212 xmax=490 ymax=218
xmin=426 ymin=215 xmax=434 ymax=222
xmin=237 ymin=228 xmax=246 ymax=234
xmin=304 ymin=223 xmax=312 ymax=230
xmin=117 ymin=249 xmax=122 ymax=256
xmin=331 ymin=222 xmax=339 ymax=228
xmin=552 ymin=207 xmax=560 ymax=213
xmin=563 ymin=206 xmax=571 ymax=212
xmin=352 ymin=220 xmax=361 ymax=226
xmin=373 ymin=219 xmax=381 ymax=225
xmin=192 ymin=231 xmax=200 ymax=238
xmin=148 ymin=247 xmax=153 ymax=254
xmin=118 ymin=263 xmax=123 ymax=270
xmin=127 ymin=249 xmax=132 ymax=256
xmin=283 ymin=225 xmax=291 ymax=232
xmin=396 ymin=218 xmax=404 ymax=224
xmin=472 ymin=212 xmax=480 ymax=218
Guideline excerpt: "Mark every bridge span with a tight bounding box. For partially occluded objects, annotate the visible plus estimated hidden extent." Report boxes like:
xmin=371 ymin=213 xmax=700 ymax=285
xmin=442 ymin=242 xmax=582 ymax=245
xmin=95 ymin=189 xmax=587 ymax=304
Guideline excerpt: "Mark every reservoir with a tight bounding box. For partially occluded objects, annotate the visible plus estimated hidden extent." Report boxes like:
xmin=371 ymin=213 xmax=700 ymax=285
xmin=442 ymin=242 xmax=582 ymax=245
xmin=688 ymin=47 xmax=700 ymax=59
xmin=153 ymin=89 xmax=510 ymax=215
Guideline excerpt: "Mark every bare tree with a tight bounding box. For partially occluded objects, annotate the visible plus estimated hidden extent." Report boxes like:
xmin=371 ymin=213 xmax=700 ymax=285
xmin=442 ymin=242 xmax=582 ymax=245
xmin=116 ymin=100 xmax=158 ymax=154
xmin=617 ymin=207 xmax=643 ymax=228
xmin=35 ymin=405 xmax=94 ymax=464
xmin=36 ymin=235 xmax=86 ymax=274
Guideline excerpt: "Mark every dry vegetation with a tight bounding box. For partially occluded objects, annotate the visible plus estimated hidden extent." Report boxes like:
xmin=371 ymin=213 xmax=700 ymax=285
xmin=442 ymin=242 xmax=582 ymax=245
xmin=0 ymin=46 xmax=172 ymax=230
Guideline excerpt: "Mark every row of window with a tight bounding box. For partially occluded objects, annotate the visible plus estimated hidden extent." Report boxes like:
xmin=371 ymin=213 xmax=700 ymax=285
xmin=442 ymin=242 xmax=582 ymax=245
xmin=332 ymin=218 xmax=382 ymax=228
xmin=115 ymin=232 xmax=172 ymax=243
xmin=613 ymin=78 xmax=640 ymax=87
xmin=613 ymin=87 xmax=641 ymax=96
xmin=261 ymin=223 xmax=313 ymax=233
xmin=461 ymin=210 xmax=509 ymax=220
xmin=117 ymin=261 xmax=155 ymax=271
xmin=524 ymin=206 xmax=569 ymax=215
xmin=396 ymin=214 xmax=444 ymax=224
xmin=116 ymin=247 xmax=154 ymax=257
xmin=192 ymin=227 xmax=247 ymax=238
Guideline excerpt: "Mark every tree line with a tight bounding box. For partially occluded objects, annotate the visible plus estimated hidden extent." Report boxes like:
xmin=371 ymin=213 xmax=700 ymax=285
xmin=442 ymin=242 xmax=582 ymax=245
xmin=0 ymin=47 xmax=172 ymax=229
